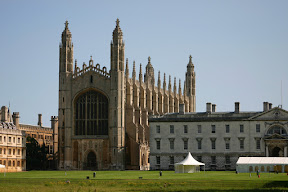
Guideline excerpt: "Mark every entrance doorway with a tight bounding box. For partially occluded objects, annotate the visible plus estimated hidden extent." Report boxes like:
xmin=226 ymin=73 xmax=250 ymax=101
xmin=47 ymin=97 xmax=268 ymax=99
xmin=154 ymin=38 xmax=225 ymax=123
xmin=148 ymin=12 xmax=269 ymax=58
xmin=86 ymin=152 xmax=97 ymax=170
xmin=272 ymin=147 xmax=281 ymax=157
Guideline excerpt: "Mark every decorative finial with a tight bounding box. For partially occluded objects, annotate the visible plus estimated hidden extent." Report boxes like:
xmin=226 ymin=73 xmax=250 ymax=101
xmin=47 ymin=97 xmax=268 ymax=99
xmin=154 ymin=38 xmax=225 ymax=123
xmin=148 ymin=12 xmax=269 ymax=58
xmin=126 ymin=59 xmax=129 ymax=68
xmin=189 ymin=55 xmax=193 ymax=64
xmin=179 ymin=79 xmax=182 ymax=95
xmin=168 ymin=75 xmax=172 ymax=90
xmin=148 ymin=56 xmax=151 ymax=63
xmin=116 ymin=18 xmax=120 ymax=27
xmin=183 ymin=80 xmax=186 ymax=94
xmin=125 ymin=59 xmax=129 ymax=77
xmin=90 ymin=55 xmax=93 ymax=60
xmin=157 ymin=71 xmax=161 ymax=87
xmin=74 ymin=60 xmax=78 ymax=73
xmin=132 ymin=61 xmax=136 ymax=79
xmin=139 ymin=63 xmax=142 ymax=74
xmin=139 ymin=63 xmax=143 ymax=82
xmin=65 ymin=20 xmax=69 ymax=29
xmin=163 ymin=73 xmax=166 ymax=90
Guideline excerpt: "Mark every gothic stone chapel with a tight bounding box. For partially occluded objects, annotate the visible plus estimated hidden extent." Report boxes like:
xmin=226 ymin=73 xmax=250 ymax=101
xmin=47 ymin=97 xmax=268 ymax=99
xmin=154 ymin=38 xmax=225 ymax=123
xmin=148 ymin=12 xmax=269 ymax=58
xmin=58 ymin=19 xmax=196 ymax=170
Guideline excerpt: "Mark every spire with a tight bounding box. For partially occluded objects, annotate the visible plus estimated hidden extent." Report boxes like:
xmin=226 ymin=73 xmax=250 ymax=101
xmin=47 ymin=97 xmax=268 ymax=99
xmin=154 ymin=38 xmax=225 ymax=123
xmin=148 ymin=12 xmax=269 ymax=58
xmin=147 ymin=56 xmax=152 ymax=66
xmin=188 ymin=55 xmax=193 ymax=65
xmin=157 ymin=71 xmax=161 ymax=88
xmin=183 ymin=80 xmax=187 ymax=96
xmin=125 ymin=58 xmax=129 ymax=78
xmin=112 ymin=18 xmax=123 ymax=45
xmin=168 ymin=75 xmax=172 ymax=91
xmin=185 ymin=54 xmax=195 ymax=97
xmin=174 ymin=77 xmax=177 ymax=93
xmin=139 ymin=63 xmax=143 ymax=82
xmin=178 ymin=79 xmax=182 ymax=95
xmin=163 ymin=73 xmax=166 ymax=90
xmin=111 ymin=19 xmax=125 ymax=72
xmin=65 ymin=20 xmax=69 ymax=29
xmin=132 ymin=61 xmax=136 ymax=80
xmin=187 ymin=55 xmax=194 ymax=73
xmin=61 ymin=20 xmax=72 ymax=47
xmin=74 ymin=59 xmax=77 ymax=73
xmin=60 ymin=20 xmax=73 ymax=73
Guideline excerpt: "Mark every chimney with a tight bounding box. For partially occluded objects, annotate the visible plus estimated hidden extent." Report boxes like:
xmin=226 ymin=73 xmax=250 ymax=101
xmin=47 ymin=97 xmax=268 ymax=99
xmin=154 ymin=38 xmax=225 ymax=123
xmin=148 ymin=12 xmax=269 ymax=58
xmin=12 ymin=112 xmax=20 ymax=127
xmin=269 ymin=103 xmax=272 ymax=110
xmin=179 ymin=103 xmax=185 ymax=115
xmin=235 ymin=102 xmax=240 ymax=113
xmin=263 ymin=102 xmax=269 ymax=112
xmin=206 ymin=103 xmax=212 ymax=113
xmin=212 ymin=104 xmax=216 ymax=112
xmin=1 ymin=106 xmax=8 ymax=122
xmin=38 ymin=114 xmax=42 ymax=127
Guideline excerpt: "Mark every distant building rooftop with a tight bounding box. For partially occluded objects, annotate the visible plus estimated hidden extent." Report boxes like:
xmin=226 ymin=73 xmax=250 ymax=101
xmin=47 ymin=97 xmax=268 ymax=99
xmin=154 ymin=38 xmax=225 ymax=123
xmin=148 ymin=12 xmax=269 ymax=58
xmin=149 ymin=111 xmax=262 ymax=122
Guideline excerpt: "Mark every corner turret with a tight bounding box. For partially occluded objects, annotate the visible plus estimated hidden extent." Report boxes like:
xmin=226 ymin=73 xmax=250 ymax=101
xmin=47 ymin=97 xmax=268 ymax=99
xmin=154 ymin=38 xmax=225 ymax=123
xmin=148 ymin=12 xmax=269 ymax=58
xmin=144 ymin=56 xmax=155 ymax=86
xmin=110 ymin=18 xmax=125 ymax=170
xmin=60 ymin=20 xmax=73 ymax=72
xmin=111 ymin=18 xmax=125 ymax=71
xmin=185 ymin=55 xmax=196 ymax=112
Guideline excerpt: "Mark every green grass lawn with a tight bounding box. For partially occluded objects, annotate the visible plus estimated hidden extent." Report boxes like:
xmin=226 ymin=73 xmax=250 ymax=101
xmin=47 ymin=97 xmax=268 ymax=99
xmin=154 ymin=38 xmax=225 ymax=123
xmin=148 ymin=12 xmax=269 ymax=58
xmin=0 ymin=171 xmax=288 ymax=191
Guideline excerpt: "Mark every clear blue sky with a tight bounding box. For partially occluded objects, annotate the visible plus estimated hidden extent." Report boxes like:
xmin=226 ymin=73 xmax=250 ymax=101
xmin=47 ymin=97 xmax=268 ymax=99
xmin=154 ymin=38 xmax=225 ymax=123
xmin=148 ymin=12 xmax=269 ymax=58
xmin=0 ymin=0 xmax=287 ymax=126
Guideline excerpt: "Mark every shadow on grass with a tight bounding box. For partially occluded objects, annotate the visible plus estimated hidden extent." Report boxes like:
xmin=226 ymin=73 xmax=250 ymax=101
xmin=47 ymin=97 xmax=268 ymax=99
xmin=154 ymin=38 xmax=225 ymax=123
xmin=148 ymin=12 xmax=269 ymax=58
xmin=263 ymin=181 xmax=288 ymax=188
xmin=145 ymin=190 xmax=287 ymax=192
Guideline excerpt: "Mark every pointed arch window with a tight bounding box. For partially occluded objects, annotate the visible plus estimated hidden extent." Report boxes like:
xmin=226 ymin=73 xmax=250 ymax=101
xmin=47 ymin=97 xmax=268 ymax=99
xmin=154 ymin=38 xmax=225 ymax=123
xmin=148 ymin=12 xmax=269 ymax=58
xmin=75 ymin=90 xmax=108 ymax=136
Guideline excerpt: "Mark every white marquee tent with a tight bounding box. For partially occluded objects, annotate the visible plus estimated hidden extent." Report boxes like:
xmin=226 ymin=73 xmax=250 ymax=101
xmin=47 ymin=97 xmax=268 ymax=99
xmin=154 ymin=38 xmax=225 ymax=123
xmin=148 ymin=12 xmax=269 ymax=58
xmin=0 ymin=164 xmax=6 ymax=175
xmin=236 ymin=157 xmax=288 ymax=173
xmin=175 ymin=152 xmax=205 ymax=173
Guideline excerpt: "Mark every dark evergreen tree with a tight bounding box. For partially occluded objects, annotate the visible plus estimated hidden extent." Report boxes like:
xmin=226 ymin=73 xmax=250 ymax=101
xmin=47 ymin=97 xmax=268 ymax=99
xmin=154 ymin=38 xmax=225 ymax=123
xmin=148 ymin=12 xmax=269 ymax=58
xmin=26 ymin=137 xmax=48 ymax=170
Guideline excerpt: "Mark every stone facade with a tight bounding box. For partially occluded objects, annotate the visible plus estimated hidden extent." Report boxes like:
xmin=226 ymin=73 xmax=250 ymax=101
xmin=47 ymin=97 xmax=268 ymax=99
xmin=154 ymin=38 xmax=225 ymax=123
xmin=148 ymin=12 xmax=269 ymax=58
xmin=18 ymin=114 xmax=58 ymax=161
xmin=0 ymin=106 xmax=26 ymax=172
xmin=149 ymin=102 xmax=288 ymax=171
xmin=0 ymin=106 xmax=58 ymax=171
xmin=58 ymin=19 xmax=196 ymax=170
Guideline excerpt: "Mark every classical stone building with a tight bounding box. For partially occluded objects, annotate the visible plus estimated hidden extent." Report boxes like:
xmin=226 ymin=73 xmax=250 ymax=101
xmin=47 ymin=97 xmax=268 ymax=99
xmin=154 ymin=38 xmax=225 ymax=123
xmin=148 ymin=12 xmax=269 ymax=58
xmin=18 ymin=114 xmax=58 ymax=162
xmin=58 ymin=19 xmax=196 ymax=170
xmin=0 ymin=105 xmax=58 ymax=171
xmin=0 ymin=106 xmax=26 ymax=172
xmin=149 ymin=102 xmax=288 ymax=171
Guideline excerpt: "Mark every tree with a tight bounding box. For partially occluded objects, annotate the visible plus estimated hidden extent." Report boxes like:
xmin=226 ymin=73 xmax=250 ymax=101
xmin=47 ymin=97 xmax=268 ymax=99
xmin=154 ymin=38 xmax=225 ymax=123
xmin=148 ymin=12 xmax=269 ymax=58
xmin=26 ymin=137 xmax=48 ymax=170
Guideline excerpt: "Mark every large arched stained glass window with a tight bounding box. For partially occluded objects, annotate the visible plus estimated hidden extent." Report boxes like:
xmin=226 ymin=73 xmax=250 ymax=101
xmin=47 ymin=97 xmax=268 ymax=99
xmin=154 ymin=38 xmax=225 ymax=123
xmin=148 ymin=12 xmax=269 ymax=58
xmin=75 ymin=90 xmax=108 ymax=136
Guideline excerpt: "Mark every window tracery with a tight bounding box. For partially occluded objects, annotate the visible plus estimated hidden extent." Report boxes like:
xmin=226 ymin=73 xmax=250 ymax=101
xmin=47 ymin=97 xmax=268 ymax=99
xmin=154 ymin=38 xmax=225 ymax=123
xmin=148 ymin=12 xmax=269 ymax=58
xmin=75 ymin=90 xmax=108 ymax=136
